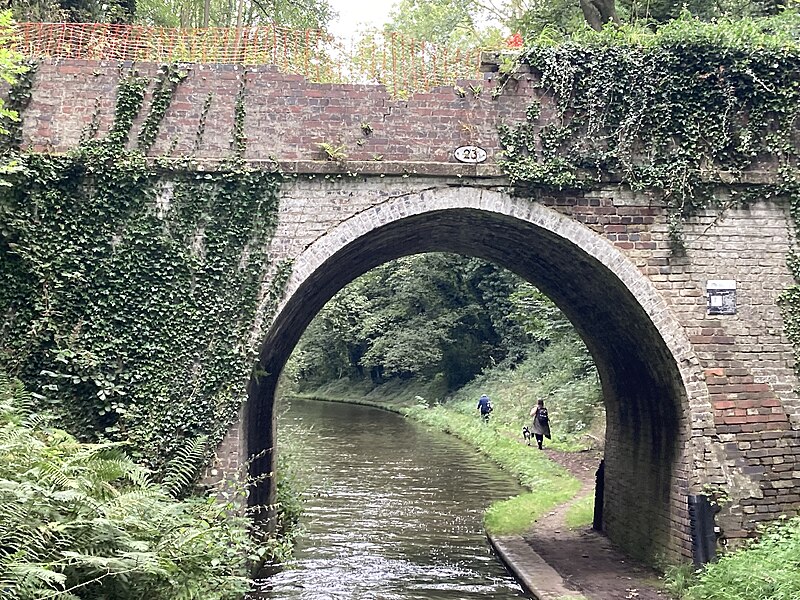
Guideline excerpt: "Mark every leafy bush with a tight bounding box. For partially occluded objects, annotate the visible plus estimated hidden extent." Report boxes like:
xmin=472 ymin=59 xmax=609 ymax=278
xmin=267 ymin=407 xmax=310 ymax=564
xmin=679 ymin=516 xmax=800 ymax=600
xmin=0 ymin=371 xmax=255 ymax=600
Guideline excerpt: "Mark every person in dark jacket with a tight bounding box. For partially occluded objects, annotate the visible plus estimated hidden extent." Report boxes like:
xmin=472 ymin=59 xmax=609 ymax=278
xmin=530 ymin=398 xmax=551 ymax=449
xmin=477 ymin=394 xmax=492 ymax=422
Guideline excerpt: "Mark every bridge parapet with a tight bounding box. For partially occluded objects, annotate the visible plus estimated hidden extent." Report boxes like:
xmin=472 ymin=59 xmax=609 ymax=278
xmin=19 ymin=57 xmax=518 ymax=171
xmin=16 ymin=56 xmax=789 ymax=187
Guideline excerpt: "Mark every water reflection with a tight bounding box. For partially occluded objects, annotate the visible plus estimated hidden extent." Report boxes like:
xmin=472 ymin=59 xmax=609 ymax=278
xmin=252 ymin=399 xmax=528 ymax=599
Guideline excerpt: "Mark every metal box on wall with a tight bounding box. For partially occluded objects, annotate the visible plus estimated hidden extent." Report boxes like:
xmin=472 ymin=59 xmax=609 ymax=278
xmin=706 ymin=280 xmax=736 ymax=315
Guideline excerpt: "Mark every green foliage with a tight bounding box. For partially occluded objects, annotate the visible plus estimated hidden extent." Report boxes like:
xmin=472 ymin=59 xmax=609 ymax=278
xmin=486 ymin=490 xmax=574 ymax=534
xmin=498 ymin=11 xmax=800 ymax=249
xmin=194 ymin=92 xmax=214 ymax=153
xmin=232 ymin=77 xmax=247 ymax=158
xmin=108 ymin=73 xmax=148 ymax=146
xmin=0 ymin=12 xmax=30 ymax=186
xmin=508 ymin=0 xmax=587 ymax=39
xmin=508 ymin=0 xmax=791 ymax=39
xmin=382 ymin=0 xmax=789 ymax=48
xmin=290 ymin=254 xmax=531 ymax=391
xmin=0 ymin=12 xmax=29 ymax=138
xmin=290 ymin=252 xmax=603 ymax=449
xmin=385 ymin=0 xmax=488 ymax=47
xmin=317 ymin=141 xmax=347 ymax=162
xmin=665 ymin=563 xmax=701 ymax=598
xmin=564 ymin=493 xmax=595 ymax=529
xmin=617 ymin=0 xmax=788 ymax=27
xmin=0 ymin=370 xmax=255 ymax=600
xmin=138 ymin=65 xmax=188 ymax=153
xmin=11 ymin=0 xmax=136 ymax=24
xmin=0 ymin=65 xmax=287 ymax=472
xmin=446 ymin=336 xmax=602 ymax=448
xmin=141 ymin=0 xmax=333 ymax=28
xmin=11 ymin=0 xmax=333 ymax=27
xmin=510 ymin=282 xmax=575 ymax=346
xmin=265 ymin=403 xmax=310 ymax=563
xmin=675 ymin=516 xmax=800 ymax=599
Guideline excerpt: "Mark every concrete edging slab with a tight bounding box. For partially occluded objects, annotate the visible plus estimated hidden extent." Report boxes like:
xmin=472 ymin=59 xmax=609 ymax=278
xmin=488 ymin=533 xmax=586 ymax=600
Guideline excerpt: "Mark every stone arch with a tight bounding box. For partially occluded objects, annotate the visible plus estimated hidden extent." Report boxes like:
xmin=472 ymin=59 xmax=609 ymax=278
xmin=247 ymin=186 xmax=711 ymax=561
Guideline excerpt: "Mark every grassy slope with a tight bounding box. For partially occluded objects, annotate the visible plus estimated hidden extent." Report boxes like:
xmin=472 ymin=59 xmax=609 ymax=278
xmin=565 ymin=494 xmax=595 ymax=529
xmin=665 ymin=517 xmax=800 ymax=600
xmin=404 ymin=404 xmax=581 ymax=534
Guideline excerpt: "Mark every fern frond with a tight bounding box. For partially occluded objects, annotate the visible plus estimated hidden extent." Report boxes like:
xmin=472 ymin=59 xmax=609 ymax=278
xmin=4 ymin=560 xmax=67 ymax=595
xmin=161 ymin=436 xmax=209 ymax=499
xmin=0 ymin=372 xmax=254 ymax=599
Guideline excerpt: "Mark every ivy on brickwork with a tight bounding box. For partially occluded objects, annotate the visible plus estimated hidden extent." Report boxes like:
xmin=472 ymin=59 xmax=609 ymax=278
xmin=499 ymin=11 xmax=800 ymax=387
xmin=137 ymin=64 xmax=188 ymax=153
xmin=107 ymin=72 xmax=148 ymax=146
xmin=232 ymin=75 xmax=247 ymax=158
xmin=497 ymin=12 xmax=800 ymax=248
xmin=0 ymin=65 xmax=289 ymax=472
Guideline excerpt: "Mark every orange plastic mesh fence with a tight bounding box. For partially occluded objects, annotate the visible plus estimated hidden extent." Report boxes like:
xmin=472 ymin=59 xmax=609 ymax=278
xmin=12 ymin=22 xmax=482 ymax=95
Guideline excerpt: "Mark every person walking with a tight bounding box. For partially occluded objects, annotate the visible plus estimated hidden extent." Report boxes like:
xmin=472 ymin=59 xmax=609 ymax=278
xmin=530 ymin=398 xmax=551 ymax=449
xmin=477 ymin=394 xmax=493 ymax=422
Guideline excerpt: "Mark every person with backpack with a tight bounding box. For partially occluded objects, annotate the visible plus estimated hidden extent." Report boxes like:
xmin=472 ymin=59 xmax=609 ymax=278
xmin=530 ymin=398 xmax=551 ymax=449
xmin=477 ymin=394 xmax=493 ymax=422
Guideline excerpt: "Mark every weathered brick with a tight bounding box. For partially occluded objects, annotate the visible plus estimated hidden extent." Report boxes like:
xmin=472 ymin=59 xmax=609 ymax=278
xmin=13 ymin=57 xmax=800 ymax=568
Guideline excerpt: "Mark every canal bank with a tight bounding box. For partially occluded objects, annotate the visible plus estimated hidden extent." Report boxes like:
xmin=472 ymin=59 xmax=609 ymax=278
xmin=490 ymin=534 xmax=585 ymax=600
xmin=288 ymin=395 xmax=671 ymax=600
xmin=490 ymin=528 xmax=668 ymax=600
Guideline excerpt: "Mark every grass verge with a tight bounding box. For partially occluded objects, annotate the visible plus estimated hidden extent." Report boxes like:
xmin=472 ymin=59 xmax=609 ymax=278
xmin=404 ymin=405 xmax=579 ymax=535
xmin=564 ymin=494 xmax=595 ymax=529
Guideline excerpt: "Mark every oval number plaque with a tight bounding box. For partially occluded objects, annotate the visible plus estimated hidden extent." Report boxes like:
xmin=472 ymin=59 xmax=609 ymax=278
xmin=454 ymin=145 xmax=487 ymax=164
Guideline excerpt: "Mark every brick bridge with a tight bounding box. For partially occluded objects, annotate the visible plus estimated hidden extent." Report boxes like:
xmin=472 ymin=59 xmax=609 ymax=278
xmin=18 ymin=57 xmax=800 ymax=564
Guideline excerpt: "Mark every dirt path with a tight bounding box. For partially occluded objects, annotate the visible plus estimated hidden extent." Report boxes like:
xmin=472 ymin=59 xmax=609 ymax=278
xmin=520 ymin=448 xmax=671 ymax=600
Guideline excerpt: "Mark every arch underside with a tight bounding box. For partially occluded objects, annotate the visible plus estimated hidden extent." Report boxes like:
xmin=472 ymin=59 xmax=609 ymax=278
xmin=250 ymin=202 xmax=690 ymax=562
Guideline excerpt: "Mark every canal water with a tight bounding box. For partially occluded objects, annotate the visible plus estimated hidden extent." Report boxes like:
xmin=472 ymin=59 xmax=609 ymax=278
xmin=253 ymin=398 xmax=528 ymax=600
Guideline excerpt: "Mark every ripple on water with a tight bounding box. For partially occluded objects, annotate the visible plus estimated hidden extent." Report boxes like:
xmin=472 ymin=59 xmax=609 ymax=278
xmin=252 ymin=399 xmax=528 ymax=600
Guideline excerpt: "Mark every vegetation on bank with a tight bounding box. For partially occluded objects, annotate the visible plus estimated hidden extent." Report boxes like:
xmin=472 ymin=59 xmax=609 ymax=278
xmin=565 ymin=494 xmax=595 ymax=529
xmin=667 ymin=517 xmax=800 ymax=600
xmin=291 ymin=389 xmax=583 ymax=536
xmin=287 ymin=253 xmax=604 ymax=451
xmin=291 ymin=327 xmax=604 ymax=450
xmin=0 ymin=371 xmax=256 ymax=599
xmin=405 ymin=405 xmax=580 ymax=534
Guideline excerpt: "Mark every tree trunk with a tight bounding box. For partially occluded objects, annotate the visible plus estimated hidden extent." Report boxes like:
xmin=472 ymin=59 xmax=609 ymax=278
xmin=579 ymin=0 xmax=618 ymax=31
xmin=235 ymin=0 xmax=244 ymax=28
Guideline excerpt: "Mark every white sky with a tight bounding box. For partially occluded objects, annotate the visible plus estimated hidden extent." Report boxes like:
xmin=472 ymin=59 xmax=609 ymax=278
xmin=326 ymin=0 xmax=396 ymax=37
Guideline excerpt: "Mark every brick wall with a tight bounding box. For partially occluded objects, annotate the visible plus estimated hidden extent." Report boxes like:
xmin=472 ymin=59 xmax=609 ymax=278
xmin=21 ymin=59 xmax=535 ymax=173
xmin=250 ymin=179 xmax=799 ymax=563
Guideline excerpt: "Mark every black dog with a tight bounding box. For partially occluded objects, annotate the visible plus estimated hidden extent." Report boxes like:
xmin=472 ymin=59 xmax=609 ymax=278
xmin=522 ymin=426 xmax=532 ymax=446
